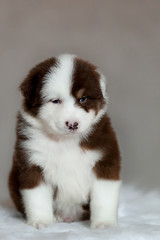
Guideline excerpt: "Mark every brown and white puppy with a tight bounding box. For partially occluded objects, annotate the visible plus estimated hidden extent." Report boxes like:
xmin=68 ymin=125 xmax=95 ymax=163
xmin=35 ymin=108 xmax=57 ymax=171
xmin=9 ymin=54 xmax=121 ymax=229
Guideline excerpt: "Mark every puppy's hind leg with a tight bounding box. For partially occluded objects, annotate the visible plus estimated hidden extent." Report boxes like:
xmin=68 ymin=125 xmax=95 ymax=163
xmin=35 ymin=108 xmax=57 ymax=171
xmin=8 ymin=165 xmax=24 ymax=214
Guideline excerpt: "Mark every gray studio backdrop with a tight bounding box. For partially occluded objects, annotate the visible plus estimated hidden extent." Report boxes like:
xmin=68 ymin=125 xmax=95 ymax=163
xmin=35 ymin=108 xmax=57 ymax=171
xmin=0 ymin=0 xmax=160 ymax=203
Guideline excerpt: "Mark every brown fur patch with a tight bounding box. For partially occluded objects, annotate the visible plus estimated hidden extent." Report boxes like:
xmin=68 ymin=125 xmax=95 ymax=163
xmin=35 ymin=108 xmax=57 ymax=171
xmin=81 ymin=114 xmax=121 ymax=180
xmin=72 ymin=58 xmax=105 ymax=114
xmin=19 ymin=58 xmax=57 ymax=116
xmin=76 ymin=88 xmax=85 ymax=98
xmin=8 ymin=113 xmax=43 ymax=214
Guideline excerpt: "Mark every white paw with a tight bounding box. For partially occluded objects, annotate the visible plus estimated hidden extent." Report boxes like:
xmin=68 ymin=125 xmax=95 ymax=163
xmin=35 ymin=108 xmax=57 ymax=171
xmin=55 ymin=214 xmax=74 ymax=223
xmin=91 ymin=220 xmax=117 ymax=229
xmin=27 ymin=217 xmax=56 ymax=229
xmin=63 ymin=217 xmax=74 ymax=223
xmin=55 ymin=215 xmax=63 ymax=223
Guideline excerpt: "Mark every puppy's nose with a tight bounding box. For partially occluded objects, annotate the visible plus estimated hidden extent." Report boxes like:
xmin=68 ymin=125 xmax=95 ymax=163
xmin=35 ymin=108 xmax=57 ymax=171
xmin=65 ymin=121 xmax=79 ymax=130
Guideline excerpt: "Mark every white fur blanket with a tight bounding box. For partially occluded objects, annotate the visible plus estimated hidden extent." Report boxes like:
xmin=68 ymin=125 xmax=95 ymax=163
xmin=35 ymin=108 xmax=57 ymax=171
xmin=1 ymin=186 xmax=160 ymax=240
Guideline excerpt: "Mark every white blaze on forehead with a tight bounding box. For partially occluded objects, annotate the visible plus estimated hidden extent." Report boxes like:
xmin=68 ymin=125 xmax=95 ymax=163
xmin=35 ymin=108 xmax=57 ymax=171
xmin=41 ymin=54 xmax=75 ymax=101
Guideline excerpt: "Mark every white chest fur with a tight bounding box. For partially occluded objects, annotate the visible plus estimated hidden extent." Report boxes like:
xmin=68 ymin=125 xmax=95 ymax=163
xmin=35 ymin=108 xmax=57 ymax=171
xmin=22 ymin=126 xmax=101 ymax=218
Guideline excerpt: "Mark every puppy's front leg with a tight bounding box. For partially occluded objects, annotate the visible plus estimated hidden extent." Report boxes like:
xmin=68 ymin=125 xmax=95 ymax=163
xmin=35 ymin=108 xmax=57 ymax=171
xmin=90 ymin=179 xmax=121 ymax=229
xmin=21 ymin=183 xmax=55 ymax=229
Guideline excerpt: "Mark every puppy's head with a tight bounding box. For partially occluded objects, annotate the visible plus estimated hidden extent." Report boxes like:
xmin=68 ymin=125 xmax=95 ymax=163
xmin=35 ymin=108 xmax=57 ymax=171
xmin=20 ymin=54 xmax=108 ymax=137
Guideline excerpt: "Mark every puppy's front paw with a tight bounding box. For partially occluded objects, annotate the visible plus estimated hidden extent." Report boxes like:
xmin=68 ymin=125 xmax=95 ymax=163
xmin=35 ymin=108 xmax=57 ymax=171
xmin=91 ymin=220 xmax=117 ymax=229
xmin=28 ymin=217 xmax=56 ymax=229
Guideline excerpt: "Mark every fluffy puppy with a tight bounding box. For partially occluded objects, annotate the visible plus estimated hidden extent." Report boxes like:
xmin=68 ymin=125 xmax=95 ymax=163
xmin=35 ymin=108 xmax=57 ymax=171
xmin=9 ymin=54 xmax=121 ymax=229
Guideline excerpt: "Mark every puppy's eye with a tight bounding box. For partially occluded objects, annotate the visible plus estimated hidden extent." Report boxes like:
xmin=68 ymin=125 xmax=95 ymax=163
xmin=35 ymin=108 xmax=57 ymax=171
xmin=79 ymin=96 xmax=87 ymax=103
xmin=51 ymin=99 xmax=62 ymax=104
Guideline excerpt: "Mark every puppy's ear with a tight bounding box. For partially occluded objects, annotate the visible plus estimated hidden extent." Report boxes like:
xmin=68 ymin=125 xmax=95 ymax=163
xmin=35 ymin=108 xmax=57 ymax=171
xmin=19 ymin=66 xmax=43 ymax=113
xmin=19 ymin=58 xmax=57 ymax=114
xmin=97 ymin=70 xmax=109 ymax=104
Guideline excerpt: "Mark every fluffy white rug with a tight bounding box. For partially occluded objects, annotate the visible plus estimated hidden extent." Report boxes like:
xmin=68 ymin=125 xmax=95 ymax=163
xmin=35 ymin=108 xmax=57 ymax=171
xmin=0 ymin=186 xmax=160 ymax=240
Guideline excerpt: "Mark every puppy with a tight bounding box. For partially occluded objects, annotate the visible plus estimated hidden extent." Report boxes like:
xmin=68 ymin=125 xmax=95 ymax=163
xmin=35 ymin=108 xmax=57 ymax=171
xmin=9 ymin=54 xmax=121 ymax=229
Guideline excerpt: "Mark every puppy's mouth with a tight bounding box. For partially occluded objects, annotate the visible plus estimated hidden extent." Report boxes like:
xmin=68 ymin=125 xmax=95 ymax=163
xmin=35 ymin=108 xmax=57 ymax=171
xmin=65 ymin=128 xmax=79 ymax=135
xmin=52 ymin=126 xmax=79 ymax=136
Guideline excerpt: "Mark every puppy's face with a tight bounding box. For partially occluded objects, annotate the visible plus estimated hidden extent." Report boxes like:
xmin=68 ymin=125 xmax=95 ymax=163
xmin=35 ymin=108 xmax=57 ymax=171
xmin=20 ymin=54 xmax=108 ymax=137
